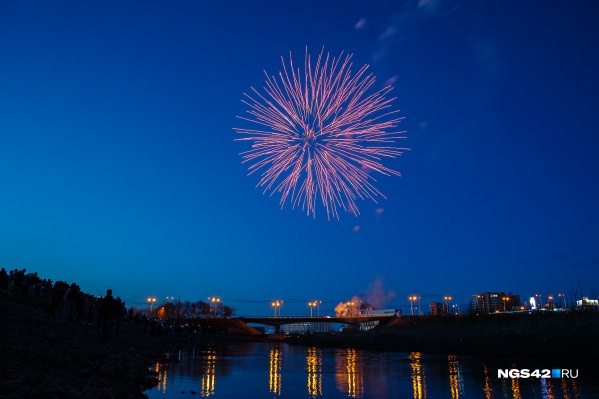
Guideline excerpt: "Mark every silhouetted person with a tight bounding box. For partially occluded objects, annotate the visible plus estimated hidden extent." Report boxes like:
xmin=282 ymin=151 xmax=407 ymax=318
xmin=64 ymin=283 xmax=79 ymax=322
xmin=113 ymin=296 xmax=125 ymax=339
xmin=98 ymin=289 xmax=119 ymax=342
xmin=0 ymin=268 xmax=7 ymax=290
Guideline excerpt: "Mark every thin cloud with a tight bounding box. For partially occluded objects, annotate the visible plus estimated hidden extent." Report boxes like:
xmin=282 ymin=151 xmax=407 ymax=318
xmin=385 ymin=75 xmax=398 ymax=86
xmin=374 ymin=0 xmax=460 ymax=63
xmin=418 ymin=0 xmax=441 ymax=13
xmin=379 ymin=25 xmax=399 ymax=41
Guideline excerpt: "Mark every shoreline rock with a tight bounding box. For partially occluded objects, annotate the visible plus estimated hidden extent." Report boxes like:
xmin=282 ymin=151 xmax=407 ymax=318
xmin=0 ymin=290 xmax=268 ymax=399
xmin=0 ymin=292 xmax=162 ymax=399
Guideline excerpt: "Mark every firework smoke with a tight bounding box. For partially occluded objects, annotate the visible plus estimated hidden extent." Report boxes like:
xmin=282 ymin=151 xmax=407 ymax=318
xmin=334 ymin=296 xmax=362 ymax=317
xmin=235 ymin=48 xmax=408 ymax=219
xmin=363 ymin=277 xmax=396 ymax=309
xmin=334 ymin=277 xmax=396 ymax=316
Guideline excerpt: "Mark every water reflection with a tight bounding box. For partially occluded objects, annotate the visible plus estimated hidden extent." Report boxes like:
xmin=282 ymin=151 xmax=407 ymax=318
xmin=541 ymin=378 xmax=555 ymax=399
xmin=409 ymin=352 xmax=426 ymax=399
xmin=306 ymin=347 xmax=322 ymax=397
xmin=145 ymin=343 xmax=599 ymax=399
xmin=335 ymin=348 xmax=364 ymax=398
xmin=561 ymin=377 xmax=582 ymax=399
xmin=512 ymin=375 xmax=522 ymax=399
xmin=201 ymin=349 xmax=216 ymax=396
xmin=155 ymin=363 xmax=167 ymax=394
xmin=482 ymin=364 xmax=493 ymax=399
xmin=448 ymin=355 xmax=465 ymax=399
xmin=269 ymin=344 xmax=282 ymax=395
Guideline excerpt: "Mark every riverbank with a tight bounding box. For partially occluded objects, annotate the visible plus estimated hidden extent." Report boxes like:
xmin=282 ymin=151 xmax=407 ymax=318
xmin=0 ymin=291 xmax=265 ymax=399
xmin=287 ymin=311 xmax=599 ymax=361
xmin=3 ymin=290 xmax=597 ymax=398
xmin=0 ymin=291 xmax=159 ymax=398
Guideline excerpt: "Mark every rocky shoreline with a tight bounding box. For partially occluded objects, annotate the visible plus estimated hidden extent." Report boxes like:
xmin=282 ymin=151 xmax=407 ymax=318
xmin=1 ymin=292 xmax=178 ymax=399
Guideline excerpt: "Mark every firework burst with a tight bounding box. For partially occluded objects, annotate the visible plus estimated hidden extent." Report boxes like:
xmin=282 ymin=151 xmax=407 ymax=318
xmin=235 ymin=48 xmax=408 ymax=219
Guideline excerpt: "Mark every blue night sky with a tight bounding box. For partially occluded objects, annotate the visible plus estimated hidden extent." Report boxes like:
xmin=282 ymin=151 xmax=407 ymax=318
xmin=1 ymin=1 xmax=598 ymax=316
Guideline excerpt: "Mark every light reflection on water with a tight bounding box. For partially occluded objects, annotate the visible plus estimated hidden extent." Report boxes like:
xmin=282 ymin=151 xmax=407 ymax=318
xmin=307 ymin=347 xmax=322 ymax=397
xmin=335 ymin=348 xmax=364 ymax=398
xmin=269 ymin=344 xmax=282 ymax=395
xmin=146 ymin=343 xmax=598 ymax=399
xmin=202 ymin=349 xmax=216 ymax=396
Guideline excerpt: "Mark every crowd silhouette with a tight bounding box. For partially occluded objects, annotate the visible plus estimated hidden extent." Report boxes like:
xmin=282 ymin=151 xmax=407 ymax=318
xmin=0 ymin=267 xmax=204 ymax=342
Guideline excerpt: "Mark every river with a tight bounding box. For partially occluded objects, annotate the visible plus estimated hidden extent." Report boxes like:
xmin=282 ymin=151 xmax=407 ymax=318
xmin=145 ymin=342 xmax=598 ymax=398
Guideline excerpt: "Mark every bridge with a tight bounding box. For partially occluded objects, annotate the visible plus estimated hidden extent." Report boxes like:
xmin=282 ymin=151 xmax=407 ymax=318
xmin=237 ymin=315 xmax=396 ymax=333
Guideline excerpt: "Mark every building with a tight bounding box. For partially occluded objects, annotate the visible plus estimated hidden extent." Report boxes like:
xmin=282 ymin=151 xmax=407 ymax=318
xmin=503 ymin=293 xmax=520 ymax=311
xmin=358 ymin=308 xmax=401 ymax=330
xmin=469 ymin=292 xmax=521 ymax=314
xmin=429 ymin=302 xmax=445 ymax=316
xmin=576 ymin=297 xmax=599 ymax=310
xmin=358 ymin=308 xmax=402 ymax=317
xmin=280 ymin=322 xmax=332 ymax=334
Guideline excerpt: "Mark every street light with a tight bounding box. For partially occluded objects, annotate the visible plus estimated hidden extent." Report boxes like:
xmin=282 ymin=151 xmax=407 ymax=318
xmin=558 ymin=293 xmax=567 ymax=309
xmin=346 ymin=301 xmax=355 ymax=317
xmin=408 ymin=296 xmax=417 ymax=316
xmin=502 ymin=297 xmax=509 ymax=312
xmin=208 ymin=297 xmax=221 ymax=318
xmin=477 ymin=294 xmax=486 ymax=314
xmin=147 ymin=297 xmax=157 ymax=314
xmin=308 ymin=301 xmax=316 ymax=317
xmin=271 ymin=300 xmax=283 ymax=317
xmin=444 ymin=296 xmax=452 ymax=315
xmin=452 ymin=303 xmax=461 ymax=315
xmin=548 ymin=295 xmax=554 ymax=309
xmin=535 ymin=294 xmax=543 ymax=309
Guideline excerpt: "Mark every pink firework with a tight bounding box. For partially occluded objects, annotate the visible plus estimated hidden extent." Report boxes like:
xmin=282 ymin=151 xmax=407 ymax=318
xmin=235 ymin=48 xmax=408 ymax=219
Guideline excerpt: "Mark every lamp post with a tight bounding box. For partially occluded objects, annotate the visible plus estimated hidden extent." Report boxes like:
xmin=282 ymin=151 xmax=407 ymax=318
xmin=548 ymin=295 xmax=554 ymax=309
xmin=558 ymin=293 xmax=566 ymax=309
xmin=452 ymin=303 xmax=460 ymax=315
xmin=147 ymin=297 xmax=157 ymax=315
xmin=502 ymin=297 xmax=509 ymax=312
xmin=477 ymin=294 xmax=486 ymax=314
xmin=346 ymin=301 xmax=354 ymax=317
xmin=444 ymin=296 xmax=452 ymax=315
xmin=308 ymin=301 xmax=316 ymax=317
xmin=535 ymin=294 xmax=543 ymax=309
xmin=408 ymin=296 xmax=417 ymax=316
xmin=271 ymin=300 xmax=283 ymax=317
xmin=208 ymin=297 xmax=220 ymax=318
xmin=408 ymin=296 xmax=422 ymax=315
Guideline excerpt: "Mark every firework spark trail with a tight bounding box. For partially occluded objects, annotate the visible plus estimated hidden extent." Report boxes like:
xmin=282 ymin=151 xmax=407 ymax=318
xmin=235 ymin=48 xmax=408 ymax=219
